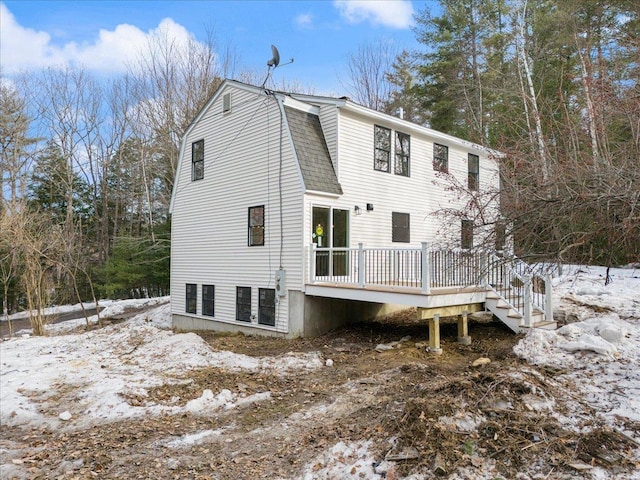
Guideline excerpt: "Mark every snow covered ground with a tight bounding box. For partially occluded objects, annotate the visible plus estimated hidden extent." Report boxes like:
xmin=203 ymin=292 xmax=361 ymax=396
xmin=1 ymin=264 xmax=639 ymax=479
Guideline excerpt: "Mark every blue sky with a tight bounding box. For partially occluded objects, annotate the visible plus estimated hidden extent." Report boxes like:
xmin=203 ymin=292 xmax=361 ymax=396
xmin=1 ymin=0 xmax=435 ymax=94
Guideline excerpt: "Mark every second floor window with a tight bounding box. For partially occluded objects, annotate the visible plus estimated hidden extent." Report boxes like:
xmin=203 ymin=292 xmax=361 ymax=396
xmin=395 ymin=132 xmax=410 ymax=177
xmin=248 ymin=205 xmax=265 ymax=246
xmin=374 ymin=125 xmax=391 ymax=172
xmin=433 ymin=143 xmax=448 ymax=173
xmin=192 ymin=139 xmax=204 ymax=181
xmin=468 ymin=153 xmax=479 ymax=190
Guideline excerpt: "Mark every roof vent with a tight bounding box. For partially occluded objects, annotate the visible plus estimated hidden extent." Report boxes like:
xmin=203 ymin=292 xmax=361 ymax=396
xmin=223 ymin=93 xmax=231 ymax=112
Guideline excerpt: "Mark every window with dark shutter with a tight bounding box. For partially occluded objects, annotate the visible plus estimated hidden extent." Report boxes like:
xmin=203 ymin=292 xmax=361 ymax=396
xmin=392 ymin=212 xmax=410 ymax=243
xmin=461 ymin=220 xmax=474 ymax=249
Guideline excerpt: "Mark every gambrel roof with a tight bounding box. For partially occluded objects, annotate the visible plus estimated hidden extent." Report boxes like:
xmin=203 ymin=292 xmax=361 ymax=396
xmin=284 ymin=106 xmax=342 ymax=195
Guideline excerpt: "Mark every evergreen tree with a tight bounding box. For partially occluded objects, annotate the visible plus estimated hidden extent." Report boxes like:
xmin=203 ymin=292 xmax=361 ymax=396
xmin=28 ymin=142 xmax=93 ymax=229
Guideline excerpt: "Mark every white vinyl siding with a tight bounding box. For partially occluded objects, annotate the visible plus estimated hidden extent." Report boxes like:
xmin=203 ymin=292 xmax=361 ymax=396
xmin=171 ymin=85 xmax=304 ymax=333
xmin=303 ymin=108 xmax=499 ymax=253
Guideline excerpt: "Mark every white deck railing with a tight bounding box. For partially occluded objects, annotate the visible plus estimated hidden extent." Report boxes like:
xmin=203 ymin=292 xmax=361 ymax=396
xmin=309 ymin=242 xmax=487 ymax=293
xmin=307 ymin=243 xmax=552 ymax=325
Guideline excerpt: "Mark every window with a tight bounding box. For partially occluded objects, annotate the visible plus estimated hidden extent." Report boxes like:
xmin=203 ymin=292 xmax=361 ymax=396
xmin=248 ymin=205 xmax=265 ymax=246
xmin=395 ymin=132 xmax=410 ymax=176
xmin=192 ymin=140 xmax=204 ymax=181
xmin=185 ymin=283 xmax=197 ymax=314
xmin=223 ymin=93 xmax=231 ymax=112
xmin=236 ymin=286 xmax=251 ymax=322
xmin=461 ymin=220 xmax=474 ymax=249
xmin=433 ymin=143 xmax=448 ymax=173
xmin=392 ymin=212 xmax=410 ymax=243
xmin=202 ymin=285 xmax=215 ymax=317
xmin=374 ymin=125 xmax=391 ymax=172
xmin=495 ymin=221 xmax=506 ymax=252
xmin=259 ymin=288 xmax=276 ymax=326
xmin=468 ymin=153 xmax=479 ymax=190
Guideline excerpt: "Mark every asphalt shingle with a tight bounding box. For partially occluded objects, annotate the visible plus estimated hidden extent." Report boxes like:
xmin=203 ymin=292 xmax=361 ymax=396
xmin=284 ymin=106 xmax=342 ymax=195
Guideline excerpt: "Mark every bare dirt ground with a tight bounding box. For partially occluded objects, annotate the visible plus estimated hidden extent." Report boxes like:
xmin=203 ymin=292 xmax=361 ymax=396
xmin=2 ymin=310 xmax=638 ymax=479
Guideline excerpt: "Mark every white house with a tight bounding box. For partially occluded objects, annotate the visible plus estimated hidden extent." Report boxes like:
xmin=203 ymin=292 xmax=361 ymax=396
xmin=169 ymin=80 xmax=554 ymax=343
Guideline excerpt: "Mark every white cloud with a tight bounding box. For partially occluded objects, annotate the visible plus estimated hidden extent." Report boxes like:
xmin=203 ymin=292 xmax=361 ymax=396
xmin=333 ymin=0 xmax=414 ymax=29
xmin=0 ymin=3 xmax=195 ymax=75
xmin=295 ymin=13 xmax=314 ymax=29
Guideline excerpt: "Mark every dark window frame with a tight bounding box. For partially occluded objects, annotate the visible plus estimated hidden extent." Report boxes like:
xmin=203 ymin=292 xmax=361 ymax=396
xmin=394 ymin=131 xmax=410 ymax=177
xmin=374 ymin=125 xmax=391 ymax=172
xmin=433 ymin=143 xmax=448 ymax=173
xmin=236 ymin=286 xmax=252 ymax=322
xmin=191 ymin=139 xmax=204 ymax=181
xmin=248 ymin=205 xmax=265 ymax=246
xmin=185 ymin=283 xmax=197 ymax=314
xmin=461 ymin=219 xmax=474 ymax=250
xmin=468 ymin=153 xmax=479 ymax=191
xmin=202 ymin=284 xmax=215 ymax=317
xmin=392 ymin=212 xmax=411 ymax=243
xmin=258 ymin=288 xmax=276 ymax=326
xmin=495 ymin=220 xmax=506 ymax=252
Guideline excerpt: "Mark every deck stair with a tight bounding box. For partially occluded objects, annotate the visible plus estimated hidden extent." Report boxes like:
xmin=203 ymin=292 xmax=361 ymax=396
xmin=484 ymin=255 xmax=557 ymax=333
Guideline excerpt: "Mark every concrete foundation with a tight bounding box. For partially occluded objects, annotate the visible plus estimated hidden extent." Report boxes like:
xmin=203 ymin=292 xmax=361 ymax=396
xmin=173 ymin=289 xmax=408 ymax=338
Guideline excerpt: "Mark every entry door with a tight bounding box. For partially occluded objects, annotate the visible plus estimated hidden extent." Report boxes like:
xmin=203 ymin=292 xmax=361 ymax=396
xmin=332 ymin=208 xmax=349 ymax=276
xmin=311 ymin=207 xmax=349 ymax=277
xmin=312 ymin=207 xmax=330 ymax=276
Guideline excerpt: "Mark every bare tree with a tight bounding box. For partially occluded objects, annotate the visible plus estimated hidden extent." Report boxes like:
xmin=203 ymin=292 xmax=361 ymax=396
xmin=340 ymin=39 xmax=399 ymax=111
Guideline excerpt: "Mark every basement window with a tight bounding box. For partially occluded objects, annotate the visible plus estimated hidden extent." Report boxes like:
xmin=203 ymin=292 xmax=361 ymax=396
xmin=236 ymin=286 xmax=251 ymax=322
xmin=202 ymin=284 xmax=215 ymax=317
xmin=259 ymin=288 xmax=276 ymax=326
xmin=185 ymin=283 xmax=197 ymax=314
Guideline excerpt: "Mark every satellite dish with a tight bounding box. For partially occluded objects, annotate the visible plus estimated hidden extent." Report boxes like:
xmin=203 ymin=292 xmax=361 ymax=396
xmin=267 ymin=45 xmax=280 ymax=68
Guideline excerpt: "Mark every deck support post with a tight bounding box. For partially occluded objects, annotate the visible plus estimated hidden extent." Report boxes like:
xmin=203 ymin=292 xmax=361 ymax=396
xmin=428 ymin=313 xmax=442 ymax=354
xmin=457 ymin=312 xmax=471 ymax=345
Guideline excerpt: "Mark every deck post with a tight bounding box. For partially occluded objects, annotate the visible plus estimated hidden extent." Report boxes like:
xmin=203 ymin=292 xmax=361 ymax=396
xmin=428 ymin=313 xmax=442 ymax=354
xmin=480 ymin=252 xmax=489 ymax=287
xmin=358 ymin=243 xmax=365 ymax=287
xmin=523 ymin=275 xmax=533 ymax=327
xmin=457 ymin=312 xmax=471 ymax=345
xmin=421 ymin=242 xmax=430 ymax=294
xmin=545 ymin=274 xmax=553 ymax=323
xmin=310 ymin=243 xmax=316 ymax=284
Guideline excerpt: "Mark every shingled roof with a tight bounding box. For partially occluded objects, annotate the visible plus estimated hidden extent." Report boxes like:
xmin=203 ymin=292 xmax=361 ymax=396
xmin=284 ymin=106 xmax=342 ymax=195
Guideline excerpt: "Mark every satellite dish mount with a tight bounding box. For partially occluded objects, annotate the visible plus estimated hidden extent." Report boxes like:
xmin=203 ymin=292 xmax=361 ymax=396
xmin=262 ymin=44 xmax=294 ymax=88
